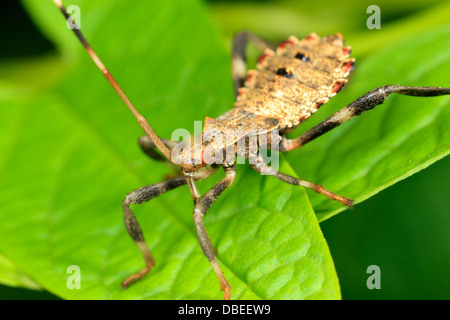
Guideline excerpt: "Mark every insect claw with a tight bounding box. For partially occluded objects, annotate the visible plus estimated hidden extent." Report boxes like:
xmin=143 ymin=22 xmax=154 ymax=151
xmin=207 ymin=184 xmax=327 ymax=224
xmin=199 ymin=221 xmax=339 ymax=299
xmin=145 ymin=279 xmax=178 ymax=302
xmin=334 ymin=195 xmax=354 ymax=208
xmin=346 ymin=198 xmax=355 ymax=209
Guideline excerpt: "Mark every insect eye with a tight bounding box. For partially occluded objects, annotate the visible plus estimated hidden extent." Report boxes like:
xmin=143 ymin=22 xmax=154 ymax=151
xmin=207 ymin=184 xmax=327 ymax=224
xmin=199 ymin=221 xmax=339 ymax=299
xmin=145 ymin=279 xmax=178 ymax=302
xmin=276 ymin=67 xmax=294 ymax=78
xmin=295 ymin=51 xmax=311 ymax=62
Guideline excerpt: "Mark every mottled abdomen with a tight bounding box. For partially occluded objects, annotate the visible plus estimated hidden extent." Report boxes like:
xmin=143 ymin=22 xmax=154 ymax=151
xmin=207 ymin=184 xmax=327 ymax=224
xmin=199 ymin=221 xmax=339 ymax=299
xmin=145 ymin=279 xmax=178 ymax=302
xmin=234 ymin=32 xmax=355 ymax=132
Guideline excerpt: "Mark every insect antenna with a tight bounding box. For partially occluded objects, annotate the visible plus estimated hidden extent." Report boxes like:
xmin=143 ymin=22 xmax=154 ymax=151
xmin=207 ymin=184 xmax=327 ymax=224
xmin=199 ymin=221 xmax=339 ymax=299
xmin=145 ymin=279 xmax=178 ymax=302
xmin=53 ymin=0 xmax=177 ymax=165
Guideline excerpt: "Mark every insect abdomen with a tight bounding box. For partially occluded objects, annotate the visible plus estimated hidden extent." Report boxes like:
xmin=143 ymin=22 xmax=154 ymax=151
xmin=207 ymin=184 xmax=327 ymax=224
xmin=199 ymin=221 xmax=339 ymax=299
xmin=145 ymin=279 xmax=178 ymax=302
xmin=234 ymin=33 xmax=355 ymax=132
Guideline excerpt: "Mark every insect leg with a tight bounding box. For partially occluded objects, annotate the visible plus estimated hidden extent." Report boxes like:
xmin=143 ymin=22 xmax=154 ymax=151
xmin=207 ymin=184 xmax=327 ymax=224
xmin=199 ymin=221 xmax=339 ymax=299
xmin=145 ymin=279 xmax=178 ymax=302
xmin=193 ymin=165 xmax=236 ymax=300
xmin=138 ymin=135 xmax=179 ymax=163
xmin=121 ymin=168 xmax=218 ymax=289
xmin=280 ymin=85 xmax=450 ymax=151
xmin=232 ymin=31 xmax=276 ymax=96
xmin=251 ymin=154 xmax=353 ymax=206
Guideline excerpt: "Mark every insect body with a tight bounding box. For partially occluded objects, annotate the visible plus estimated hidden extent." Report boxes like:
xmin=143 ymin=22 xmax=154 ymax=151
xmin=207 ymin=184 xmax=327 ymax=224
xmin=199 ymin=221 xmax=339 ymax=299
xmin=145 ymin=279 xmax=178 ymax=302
xmin=179 ymin=32 xmax=355 ymax=178
xmin=54 ymin=0 xmax=450 ymax=300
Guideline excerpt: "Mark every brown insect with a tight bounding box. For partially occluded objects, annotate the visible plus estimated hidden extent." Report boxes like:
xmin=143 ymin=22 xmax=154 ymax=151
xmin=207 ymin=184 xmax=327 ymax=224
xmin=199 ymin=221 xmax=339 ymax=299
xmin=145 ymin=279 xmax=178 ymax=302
xmin=54 ymin=0 xmax=450 ymax=300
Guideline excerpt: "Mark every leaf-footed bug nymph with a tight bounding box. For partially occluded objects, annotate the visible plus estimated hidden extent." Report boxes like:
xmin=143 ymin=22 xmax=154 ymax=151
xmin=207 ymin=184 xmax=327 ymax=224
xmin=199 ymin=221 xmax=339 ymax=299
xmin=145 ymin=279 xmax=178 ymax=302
xmin=53 ymin=0 xmax=450 ymax=300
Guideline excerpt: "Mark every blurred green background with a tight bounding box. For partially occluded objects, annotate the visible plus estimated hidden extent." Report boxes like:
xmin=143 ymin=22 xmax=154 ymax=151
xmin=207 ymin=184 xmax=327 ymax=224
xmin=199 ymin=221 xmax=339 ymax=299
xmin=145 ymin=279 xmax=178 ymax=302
xmin=0 ymin=0 xmax=448 ymax=299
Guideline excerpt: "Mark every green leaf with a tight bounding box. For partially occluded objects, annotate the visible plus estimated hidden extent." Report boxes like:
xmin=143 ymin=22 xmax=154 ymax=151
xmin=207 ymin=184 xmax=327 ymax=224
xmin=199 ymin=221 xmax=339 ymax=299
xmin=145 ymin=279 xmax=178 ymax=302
xmin=0 ymin=252 xmax=41 ymax=290
xmin=0 ymin=0 xmax=340 ymax=299
xmin=285 ymin=23 xmax=450 ymax=221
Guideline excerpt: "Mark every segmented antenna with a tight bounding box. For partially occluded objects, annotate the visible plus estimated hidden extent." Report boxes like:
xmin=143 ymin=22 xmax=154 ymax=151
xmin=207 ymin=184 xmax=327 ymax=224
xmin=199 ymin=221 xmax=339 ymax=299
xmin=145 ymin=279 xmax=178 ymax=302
xmin=53 ymin=0 xmax=175 ymax=164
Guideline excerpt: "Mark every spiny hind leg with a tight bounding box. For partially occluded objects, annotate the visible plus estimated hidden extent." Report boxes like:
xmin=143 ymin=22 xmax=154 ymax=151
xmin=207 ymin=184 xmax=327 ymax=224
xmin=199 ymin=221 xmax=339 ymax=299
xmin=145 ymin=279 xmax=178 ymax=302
xmin=122 ymin=168 xmax=218 ymax=289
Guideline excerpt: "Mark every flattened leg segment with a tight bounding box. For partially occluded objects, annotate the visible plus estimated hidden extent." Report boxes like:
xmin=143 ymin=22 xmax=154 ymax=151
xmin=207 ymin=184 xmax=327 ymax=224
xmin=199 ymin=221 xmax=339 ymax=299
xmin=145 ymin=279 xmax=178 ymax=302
xmin=122 ymin=200 xmax=156 ymax=289
xmin=121 ymin=168 xmax=218 ymax=289
xmin=193 ymin=165 xmax=236 ymax=300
